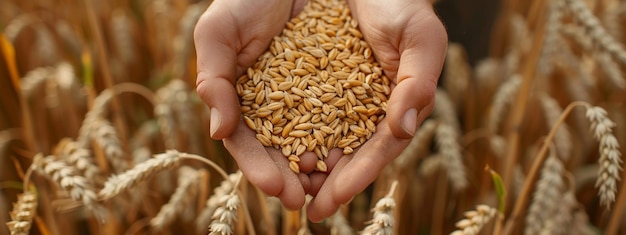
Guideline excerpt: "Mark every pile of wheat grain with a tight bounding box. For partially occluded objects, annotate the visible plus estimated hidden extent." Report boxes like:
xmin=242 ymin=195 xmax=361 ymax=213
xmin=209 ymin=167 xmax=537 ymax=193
xmin=236 ymin=0 xmax=391 ymax=173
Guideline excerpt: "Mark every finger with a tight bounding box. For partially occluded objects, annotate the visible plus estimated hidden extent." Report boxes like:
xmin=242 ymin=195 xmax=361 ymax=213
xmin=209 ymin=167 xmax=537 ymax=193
xmin=298 ymin=152 xmax=318 ymax=174
xmin=331 ymin=119 xmax=410 ymax=202
xmin=307 ymin=172 xmax=328 ymax=197
xmin=267 ymin=148 xmax=307 ymax=210
xmin=223 ymin=120 xmax=284 ymax=196
xmin=307 ymin=119 xmax=411 ymax=222
xmin=306 ymin=155 xmax=351 ymax=222
xmin=194 ymin=5 xmax=241 ymax=139
xmin=386 ymin=15 xmax=447 ymax=138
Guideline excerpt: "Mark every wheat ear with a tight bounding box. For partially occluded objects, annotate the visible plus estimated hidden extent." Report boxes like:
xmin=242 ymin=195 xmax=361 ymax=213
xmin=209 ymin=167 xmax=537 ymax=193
xmin=435 ymin=123 xmax=468 ymax=191
xmin=487 ymin=74 xmax=522 ymax=133
xmin=32 ymin=154 xmax=100 ymax=212
xmin=524 ymin=151 xmax=565 ymax=235
xmin=585 ymin=105 xmax=623 ymax=209
xmin=539 ymin=94 xmax=572 ymax=159
xmin=196 ymin=173 xmax=240 ymax=232
xmin=565 ymin=0 xmax=626 ymax=65
xmin=208 ymin=172 xmax=243 ymax=235
xmin=360 ymin=181 xmax=398 ymax=235
xmin=150 ymin=166 xmax=201 ymax=230
xmin=5 ymin=192 xmax=37 ymax=235
xmin=98 ymin=150 xmax=181 ymax=200
xmin=450 ymin=205 xmax=497 ymax=235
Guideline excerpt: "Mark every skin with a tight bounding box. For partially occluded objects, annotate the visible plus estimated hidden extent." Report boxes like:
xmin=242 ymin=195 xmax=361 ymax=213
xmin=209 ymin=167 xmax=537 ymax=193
xmin=194 ymin=0 xmax=447 ymax=222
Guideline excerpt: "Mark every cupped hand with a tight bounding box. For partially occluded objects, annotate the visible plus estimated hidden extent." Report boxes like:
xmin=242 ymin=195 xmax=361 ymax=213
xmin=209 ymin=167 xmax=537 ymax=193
xmin=306 ymin=0 xmax=448 ymax=221
xmin=194 ymin=0 xmax=313 ymax=209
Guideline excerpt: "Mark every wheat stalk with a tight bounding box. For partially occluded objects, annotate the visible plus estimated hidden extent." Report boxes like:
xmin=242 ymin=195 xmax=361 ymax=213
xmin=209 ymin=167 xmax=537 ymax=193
xmin=450 ymin=204 xmax=497 ymax=235
xmin=5 ymin=192 xmax=37 ymax=235
xmin=360 ymin=181 xmax=398 ymax=235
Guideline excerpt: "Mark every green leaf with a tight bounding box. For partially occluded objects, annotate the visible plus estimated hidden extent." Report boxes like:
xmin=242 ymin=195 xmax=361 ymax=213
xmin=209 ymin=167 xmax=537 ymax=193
xmin=485 ymin=165 xmax=507 ymax=214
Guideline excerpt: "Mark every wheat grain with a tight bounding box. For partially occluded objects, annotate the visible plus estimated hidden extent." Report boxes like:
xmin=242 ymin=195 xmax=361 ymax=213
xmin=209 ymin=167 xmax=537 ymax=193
xmin=360 ymin=181 xmax=398 ymax=235
xmin=585 ymin=105 xmax=623 ymax=209
xmin=150 ymin=166 xmax=201 ymax=230
xmin=450 ymin=204 xmax=497 ymax=235
xmin=236 ymin=0 xmax=391 ymax=173
xmin=5 ymin=192 xmax=37 ymax=235
xmin=98 ymin=150 xmax=181 ymax=200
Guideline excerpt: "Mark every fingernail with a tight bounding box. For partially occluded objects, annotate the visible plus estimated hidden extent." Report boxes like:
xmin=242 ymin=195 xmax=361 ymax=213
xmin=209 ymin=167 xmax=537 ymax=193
xmin=210 ymin=108 xmax=221 ymax=138
xmin=401 ymin=108 xmax=417 ymax=136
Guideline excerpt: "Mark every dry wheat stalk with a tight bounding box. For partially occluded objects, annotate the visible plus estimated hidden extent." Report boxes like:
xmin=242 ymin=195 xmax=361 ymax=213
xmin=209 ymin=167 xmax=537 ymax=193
xmin=236 ymin=0 xmax=391 ymax=173
xmin=450 ymin=204 xmax=497 ymax=235
xmin=565 ymin=0 xmax=626 ymax=65
xmin=539 ymin=94 xmax=572 ymax=159
xmin=585 ymin=105 xmax=623 ymax=209
xmin=196 ymin=172 xmax=240 ymax=233
xmin=360 ymin=181 xmax=398 ymax=235
xmin=150 ymin=166 xmax=201 ymax=230
xmin=434 ymin=123 xmax=468 ymax=191
xmin=98 ymin=150 xmax=181 ymax=200
xmin=487 ymin=74 xmax=522 ymax=133
xmin=524 ymin=153 xmax=565 ymax=235
xmin=32 ymin=154 xmax=100 ymax=212
xmin=208 ymin=173 xmax=243 ymax=235
xmin=5 ymin=192 xmax=37 ymax=235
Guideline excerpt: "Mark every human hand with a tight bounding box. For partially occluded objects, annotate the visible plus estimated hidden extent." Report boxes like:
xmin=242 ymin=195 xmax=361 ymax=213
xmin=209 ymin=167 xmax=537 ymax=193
xmin=305 ymin=0 xmax=447 ymax=221
xmin=194 ymin=0 xmax=314 ymax=209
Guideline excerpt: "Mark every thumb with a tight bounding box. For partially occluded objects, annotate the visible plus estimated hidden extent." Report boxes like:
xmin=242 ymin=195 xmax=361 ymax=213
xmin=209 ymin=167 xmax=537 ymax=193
xmin=386 ymin=17 xmax=447 ymax=138
xmin=194 ymin=8 xmax=241 ymax=140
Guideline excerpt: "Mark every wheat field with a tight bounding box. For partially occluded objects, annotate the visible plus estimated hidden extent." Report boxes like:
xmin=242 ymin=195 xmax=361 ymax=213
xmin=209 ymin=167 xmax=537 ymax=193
xmin=1 ymin=0 xmax=626 ymax=234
